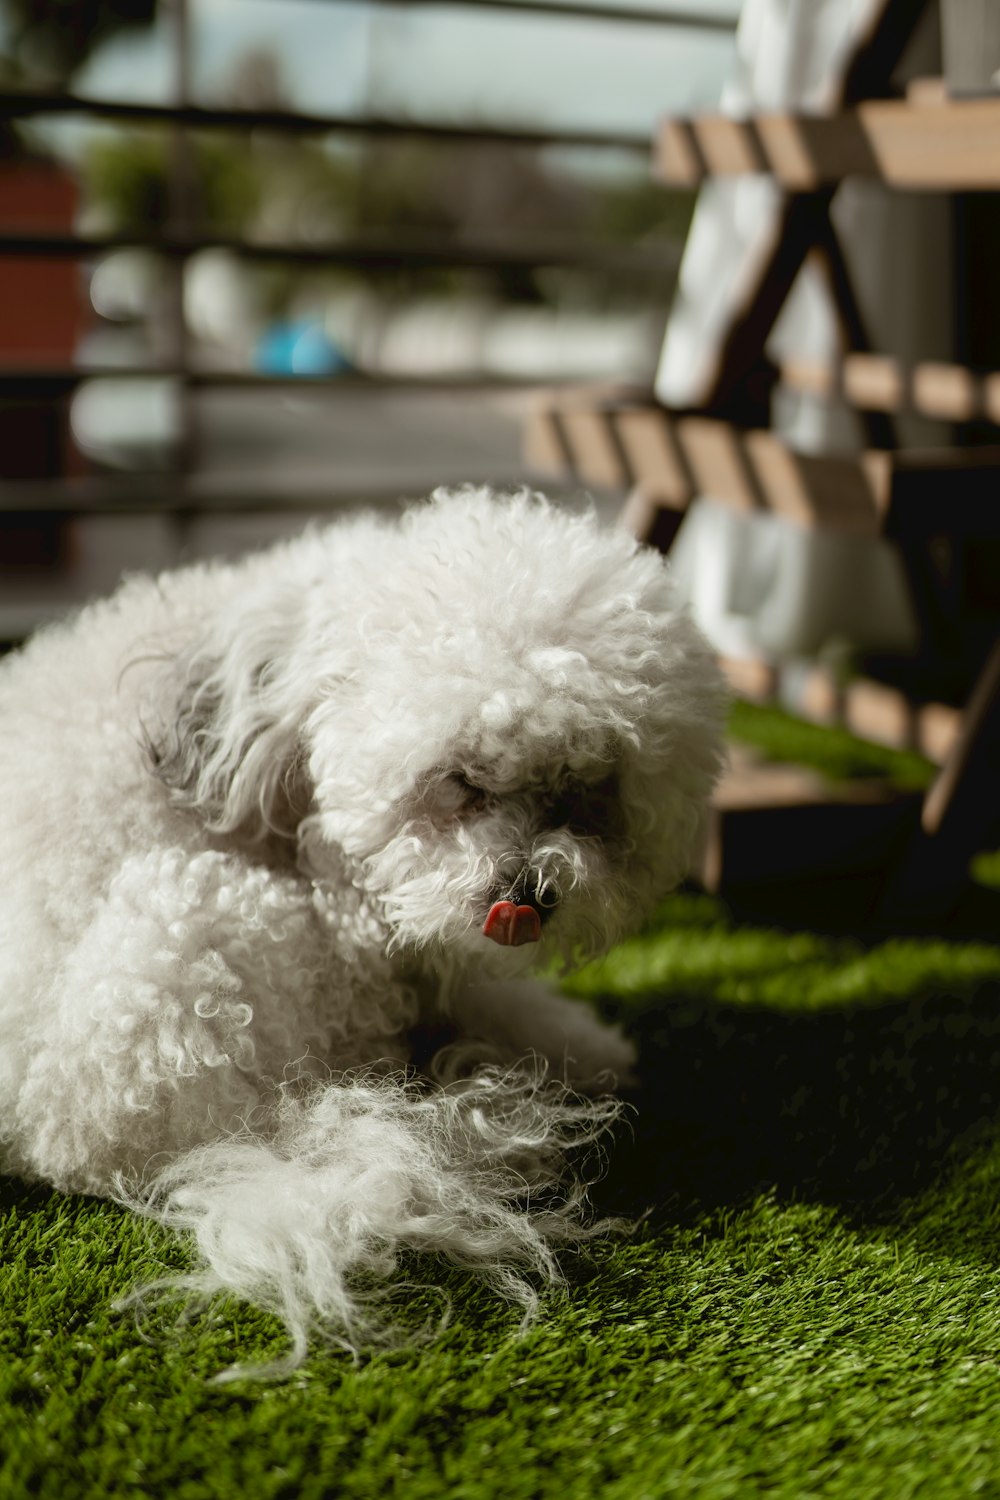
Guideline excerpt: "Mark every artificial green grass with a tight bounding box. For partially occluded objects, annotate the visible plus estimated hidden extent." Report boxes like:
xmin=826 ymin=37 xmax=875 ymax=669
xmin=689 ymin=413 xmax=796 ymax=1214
xmin=728 ymin=700 xmax=936 ymax=791
xmin=971 ymin=849 xmax=1000 ymax=892
xmin=5 ymin=723 xmax=1000 ymax=1497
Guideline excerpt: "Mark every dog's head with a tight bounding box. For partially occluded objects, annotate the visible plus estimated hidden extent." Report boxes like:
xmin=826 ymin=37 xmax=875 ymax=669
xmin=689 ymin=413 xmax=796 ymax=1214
xmin=152 ymin=489 xmax=727 ymax=973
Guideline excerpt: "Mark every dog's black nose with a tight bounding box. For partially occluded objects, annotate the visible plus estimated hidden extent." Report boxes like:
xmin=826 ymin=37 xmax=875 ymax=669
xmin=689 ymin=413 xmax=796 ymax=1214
xmin=507 ymin=874 xmax=557 ymax=922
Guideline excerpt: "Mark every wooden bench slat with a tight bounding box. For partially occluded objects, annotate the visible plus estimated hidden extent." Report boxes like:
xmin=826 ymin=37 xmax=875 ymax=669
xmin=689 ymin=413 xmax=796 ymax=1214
xmin=526 ymin=394 xmax=1000 ymax=538
xmin=655 ymin=95 xmax=1000 ymax=191
xmin=719 ymin=655 xmax=961 ymax=766
xmin=780 ymin=352 xmax=1000 ymax=424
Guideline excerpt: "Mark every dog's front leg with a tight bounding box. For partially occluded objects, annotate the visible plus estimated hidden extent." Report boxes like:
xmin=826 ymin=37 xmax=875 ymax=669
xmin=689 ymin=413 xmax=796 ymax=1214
xmin=442 ymin=978 xmax=636 ymax=1090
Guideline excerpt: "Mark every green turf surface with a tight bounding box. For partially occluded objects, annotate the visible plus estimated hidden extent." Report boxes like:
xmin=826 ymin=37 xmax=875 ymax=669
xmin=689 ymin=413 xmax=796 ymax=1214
xmin=727 ymin=700 xmax=937 ymax=791
xmin=5 ymin=721 xmax=1000 ymax=1498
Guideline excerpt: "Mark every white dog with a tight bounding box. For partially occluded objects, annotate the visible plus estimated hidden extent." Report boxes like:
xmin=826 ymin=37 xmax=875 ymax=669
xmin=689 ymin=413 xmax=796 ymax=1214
xmin=0 ymin=488 xmax=725 ymax=1371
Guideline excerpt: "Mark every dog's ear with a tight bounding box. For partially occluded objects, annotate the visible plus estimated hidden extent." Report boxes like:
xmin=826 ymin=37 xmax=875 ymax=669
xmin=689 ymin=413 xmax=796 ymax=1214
xmin=146 ymin=598 xmax=313 ymax=841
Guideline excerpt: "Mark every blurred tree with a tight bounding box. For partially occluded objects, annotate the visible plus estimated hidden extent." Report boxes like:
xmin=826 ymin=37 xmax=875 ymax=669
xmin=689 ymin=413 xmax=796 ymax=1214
xmin=77 ymin=38 xmax=689 ymax=319
xmin=0 ymin=0 xmax=157 ymax=86
xmin=0 ymin=0 xmax=158 ymax=156
xmin=86 ymin=130 xmax=260 ymax=233
xmin=596 ymin=179 xmax=695 ymax=246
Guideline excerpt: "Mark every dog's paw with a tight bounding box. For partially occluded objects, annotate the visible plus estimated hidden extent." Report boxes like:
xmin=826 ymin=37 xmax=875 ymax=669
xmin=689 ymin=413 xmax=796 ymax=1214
xmin=556 ymin=1009 xmax=638 ymax=1092
xmin=449 ymin=980 xmax=637 ymax=1092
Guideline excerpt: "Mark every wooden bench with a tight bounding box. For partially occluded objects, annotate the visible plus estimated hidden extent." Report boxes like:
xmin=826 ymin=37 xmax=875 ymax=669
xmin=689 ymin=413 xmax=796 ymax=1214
xmin=525 ymin=0 xmax=1000 ymax=926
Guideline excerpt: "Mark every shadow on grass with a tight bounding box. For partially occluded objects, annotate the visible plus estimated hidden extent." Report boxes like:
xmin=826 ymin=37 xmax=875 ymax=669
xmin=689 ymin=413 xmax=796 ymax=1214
xmin=589 ymin=978 xmax=1000 ymax=1262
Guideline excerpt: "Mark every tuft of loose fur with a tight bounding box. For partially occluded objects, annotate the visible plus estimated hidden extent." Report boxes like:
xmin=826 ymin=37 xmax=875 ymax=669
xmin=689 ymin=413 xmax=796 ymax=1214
xmin=116 ymin=1062 xmax=623 ymax=1382
xmin=0 ymin=487 xmax=727 ymax=1374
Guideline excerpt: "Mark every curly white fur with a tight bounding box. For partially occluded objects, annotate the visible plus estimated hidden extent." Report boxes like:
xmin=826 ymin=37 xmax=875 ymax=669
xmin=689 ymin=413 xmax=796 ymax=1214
xmin=0 ymin=487 xmax=726 ymax=1374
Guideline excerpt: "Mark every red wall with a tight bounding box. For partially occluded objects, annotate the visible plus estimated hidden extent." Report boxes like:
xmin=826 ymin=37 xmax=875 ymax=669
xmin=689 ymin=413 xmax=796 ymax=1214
xmin=0 ymin=159 xmax=82 ymax=363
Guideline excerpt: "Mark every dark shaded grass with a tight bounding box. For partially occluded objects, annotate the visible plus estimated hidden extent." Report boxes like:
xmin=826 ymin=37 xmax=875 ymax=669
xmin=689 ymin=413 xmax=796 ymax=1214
xmin=571 ymin=893 xmax=1000 ymax=1242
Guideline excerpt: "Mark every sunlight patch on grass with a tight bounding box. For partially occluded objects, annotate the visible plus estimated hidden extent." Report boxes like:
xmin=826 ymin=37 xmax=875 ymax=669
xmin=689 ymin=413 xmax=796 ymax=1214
xmin=971 ymin=849 xmax=1000 ymax=890
xmin=728 ymin=700 xmax=936 ymax=791
xmin=565 ymin=892 xmax=1000 ymax=1013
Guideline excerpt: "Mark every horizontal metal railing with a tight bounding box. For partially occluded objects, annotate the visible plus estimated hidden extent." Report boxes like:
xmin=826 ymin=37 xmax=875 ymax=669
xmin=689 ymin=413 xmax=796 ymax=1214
xmin=0 ymin=229 xmax=680 ymax=274
xmin=0 ymin=88 xmax=653 ymax=152
xmin=352 ymin=0 xmax=736 ymax=28
xmin=0 ymin=0 xmax=726 ymax=532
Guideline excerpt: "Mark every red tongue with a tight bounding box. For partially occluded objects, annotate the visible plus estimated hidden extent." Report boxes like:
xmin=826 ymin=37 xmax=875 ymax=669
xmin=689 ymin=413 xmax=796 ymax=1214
xmin=482 ymin=900 xmax=542 ymax=946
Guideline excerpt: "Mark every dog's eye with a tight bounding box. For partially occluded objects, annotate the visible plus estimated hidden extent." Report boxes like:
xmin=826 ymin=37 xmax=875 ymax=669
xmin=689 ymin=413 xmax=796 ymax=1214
xmin=436 ymin=774 xmax=486 ymax=818
xmin=455 ymin=774 xmax=486 ymax=808
xmin=547 ymin=779 xmax=583 ymax=828
xmin=547 ymin=775 xmax=618 ymax=839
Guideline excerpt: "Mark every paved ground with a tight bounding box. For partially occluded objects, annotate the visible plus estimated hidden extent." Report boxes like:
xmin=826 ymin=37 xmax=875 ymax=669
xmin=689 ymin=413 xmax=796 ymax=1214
xmin=1 ymin=386 xmax=623 ymax=639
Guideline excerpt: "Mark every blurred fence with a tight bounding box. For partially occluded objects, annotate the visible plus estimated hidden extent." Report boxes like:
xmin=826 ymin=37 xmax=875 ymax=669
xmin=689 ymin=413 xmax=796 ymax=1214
xmin=0 ymin=0 xmax=735 ymax=637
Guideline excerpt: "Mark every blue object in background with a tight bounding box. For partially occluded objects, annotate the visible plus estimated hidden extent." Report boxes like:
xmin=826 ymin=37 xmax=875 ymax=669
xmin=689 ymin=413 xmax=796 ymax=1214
xmin=255 ymin=321 xmax=353 ymax=376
